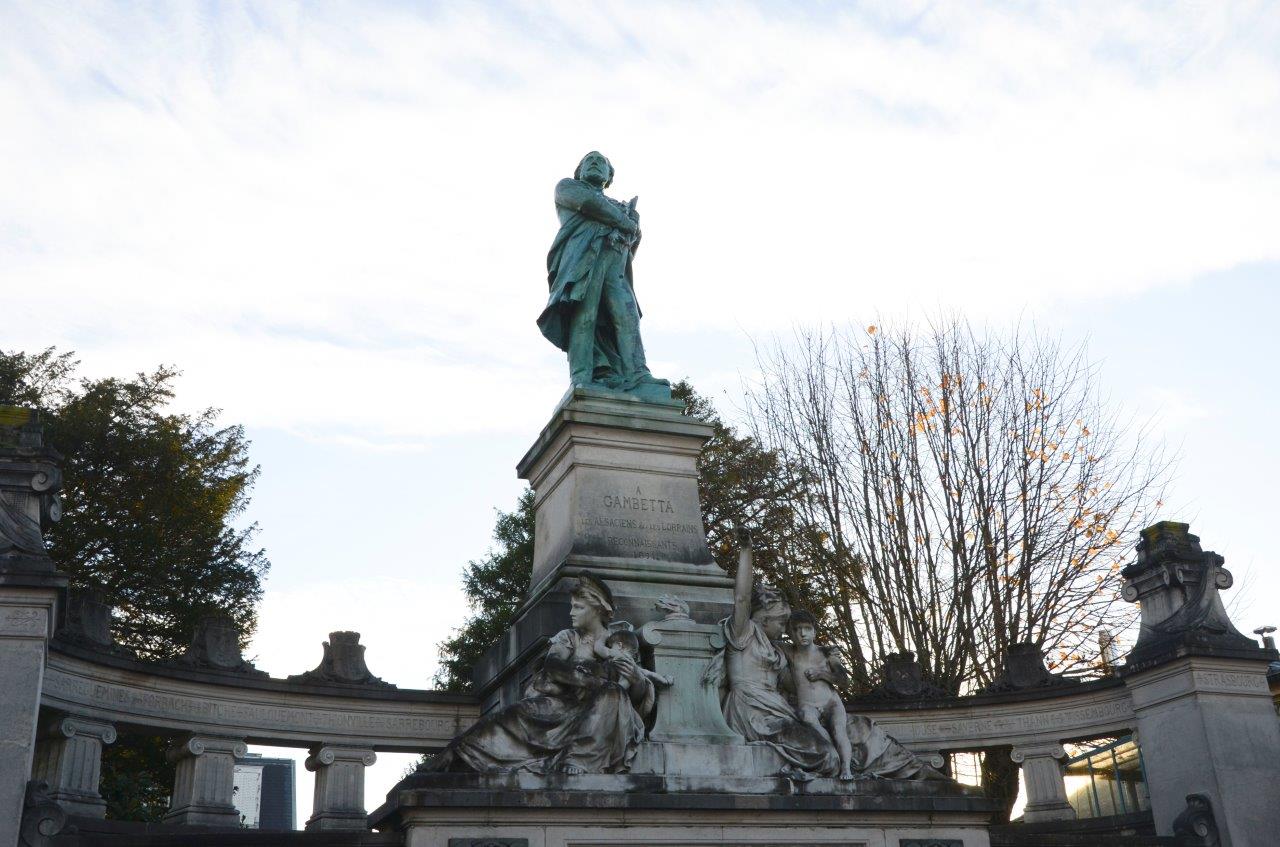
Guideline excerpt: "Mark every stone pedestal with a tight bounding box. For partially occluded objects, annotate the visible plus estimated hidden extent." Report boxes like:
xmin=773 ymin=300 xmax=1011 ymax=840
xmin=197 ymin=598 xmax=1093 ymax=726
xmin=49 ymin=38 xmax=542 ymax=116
xmin=1010 ymin=743 xmax=1074 ymax=823
xmin=306 ymin=745 xmax=377 ymax=831
xmin=372 ymin=772 xmax=998 ymax=847
xmin=475 ymin=388 xmax=733 ymax=710
xmin=638 ymin=610 xmax=740 ymax=747
xmin=163 ymin=735 xmax=247 ymax=827
xmin=1127 ymin=656 xmax=1280 ymax=846
xmin=31 ymin=716 xmax=117 ymax=818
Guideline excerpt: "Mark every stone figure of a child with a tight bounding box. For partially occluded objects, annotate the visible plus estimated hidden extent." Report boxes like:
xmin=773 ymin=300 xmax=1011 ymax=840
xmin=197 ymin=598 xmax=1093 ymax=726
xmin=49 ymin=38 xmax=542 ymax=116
xmin=783 ymin=609 xmax=854 ymax=780
xmin=599 ymin=629 xmax=673 ymax=692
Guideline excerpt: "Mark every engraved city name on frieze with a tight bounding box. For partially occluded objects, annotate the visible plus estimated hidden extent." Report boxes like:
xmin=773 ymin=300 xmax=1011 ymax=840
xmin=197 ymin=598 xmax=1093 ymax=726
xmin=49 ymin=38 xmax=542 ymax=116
xmin=41 ymin=663 xmax=469 ymax=747
xmin=881 ymin=694 xmax=1134 ymax=746
xmin=1195 ymin=670 xmax=1269 ymax=693
xmin=575 ymin=474 xmax=711 ymax=563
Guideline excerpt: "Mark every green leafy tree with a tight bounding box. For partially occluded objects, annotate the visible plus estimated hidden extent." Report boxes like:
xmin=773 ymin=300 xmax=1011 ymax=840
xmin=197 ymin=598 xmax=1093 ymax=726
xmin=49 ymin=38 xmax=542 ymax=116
xmin=1 ymin=347 xmax=268 ymax=658
xmin=1 ymin=347 xmax=269 ymax=819
xmin=433 ymin=489 xmax=535 ymax=692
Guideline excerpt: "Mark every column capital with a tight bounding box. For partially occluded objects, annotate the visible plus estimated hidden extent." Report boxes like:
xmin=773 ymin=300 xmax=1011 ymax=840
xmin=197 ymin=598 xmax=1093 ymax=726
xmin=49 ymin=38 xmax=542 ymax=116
xmin=42 ymin=714 xmax=117 ymax=745
xmin=166 ymin=734 xmax=247 ymax=764
xmin=306 ymin=746 xmax=377 ymax=770
xmin=1010 ymin=743 xmax=1067 ymax=763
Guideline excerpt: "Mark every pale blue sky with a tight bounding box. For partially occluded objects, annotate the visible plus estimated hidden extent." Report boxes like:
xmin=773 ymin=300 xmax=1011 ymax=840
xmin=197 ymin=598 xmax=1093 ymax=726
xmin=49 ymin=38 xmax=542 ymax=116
xmin=3 ymin=0 xmax=1278 ymax=820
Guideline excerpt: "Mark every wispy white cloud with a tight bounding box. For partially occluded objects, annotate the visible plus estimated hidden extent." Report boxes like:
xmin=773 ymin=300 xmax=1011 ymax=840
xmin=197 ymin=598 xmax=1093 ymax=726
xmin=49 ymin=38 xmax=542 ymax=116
xmin=2 ymin=1 xmax=1277 ymax=444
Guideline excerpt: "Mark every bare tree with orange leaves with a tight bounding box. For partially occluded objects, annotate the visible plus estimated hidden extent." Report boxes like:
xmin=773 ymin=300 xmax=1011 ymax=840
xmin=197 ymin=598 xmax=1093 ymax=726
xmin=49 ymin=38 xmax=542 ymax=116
xmin=746 ymin=317 xmax=1170 ymax=695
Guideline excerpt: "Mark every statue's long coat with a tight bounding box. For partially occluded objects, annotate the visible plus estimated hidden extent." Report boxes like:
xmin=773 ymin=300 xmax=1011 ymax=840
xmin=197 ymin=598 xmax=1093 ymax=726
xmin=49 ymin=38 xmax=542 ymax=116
xmin=537 ymin=178 xmax=639 ymax=354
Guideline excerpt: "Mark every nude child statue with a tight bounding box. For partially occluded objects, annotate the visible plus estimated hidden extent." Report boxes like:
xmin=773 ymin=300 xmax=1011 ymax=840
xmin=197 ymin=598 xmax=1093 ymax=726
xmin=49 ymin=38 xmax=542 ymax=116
xmin=783 ymin=609 xmax=854 ymax=780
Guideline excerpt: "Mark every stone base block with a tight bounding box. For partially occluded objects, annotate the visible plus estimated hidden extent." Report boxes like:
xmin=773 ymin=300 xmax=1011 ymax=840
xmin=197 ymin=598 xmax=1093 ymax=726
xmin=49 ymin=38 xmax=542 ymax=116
xmin=305 ymin=809 xmax=371 ymax=831
xmin=373 ymin=773 xmax=997 ymax=847
xmin=161 ymin=801 xmax=242 ymax=827
xmin=630 ymin=740 xmax=781 ymax=778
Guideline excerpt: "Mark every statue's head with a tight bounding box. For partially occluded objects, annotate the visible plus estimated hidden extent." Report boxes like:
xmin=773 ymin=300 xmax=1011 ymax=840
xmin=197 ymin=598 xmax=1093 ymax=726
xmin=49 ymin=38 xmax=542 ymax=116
xmin=787 ymin=609 xmax=817 ymax=647
xmin=751 ymin=583 xmax=791 ymax=640
xmin=575 ymin=151 xmax=614 ymax=188
xmin=604 ymin=627 xmax=640 ymax=660
xmin=569 ymin=571 xmax=615 ymax=630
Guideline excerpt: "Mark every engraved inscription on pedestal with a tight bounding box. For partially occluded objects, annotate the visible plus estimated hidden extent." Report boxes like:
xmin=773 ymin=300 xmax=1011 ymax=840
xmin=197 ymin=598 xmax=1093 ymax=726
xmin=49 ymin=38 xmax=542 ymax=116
xmin=575 ymin=476 xmax=712 ymax=564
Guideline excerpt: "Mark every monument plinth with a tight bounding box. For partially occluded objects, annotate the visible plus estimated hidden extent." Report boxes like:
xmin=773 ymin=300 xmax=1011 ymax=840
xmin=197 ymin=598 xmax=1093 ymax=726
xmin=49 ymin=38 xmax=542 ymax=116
xmin=475 ymin=386 xmax=734 ymax=710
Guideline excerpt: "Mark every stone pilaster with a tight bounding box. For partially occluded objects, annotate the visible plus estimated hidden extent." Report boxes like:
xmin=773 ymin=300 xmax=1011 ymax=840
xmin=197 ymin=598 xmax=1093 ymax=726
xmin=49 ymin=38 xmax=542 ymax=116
xmin=31 ymin=716 xmax=116 ymax=818
xmin=1120 ymin=522 xmax=1280 ymax=845
xmin=0 ymin=406 xmax=66 ymax=847
xmin=163 ymin=735 xmax=247 ymax=827
xmin=1126 ymin=656 xmax=1280 ymax=846
xmin=1010 ymin=743 xmax=1074 ymax=822
xmin=305 ymin=745 xmax=376 ymax=830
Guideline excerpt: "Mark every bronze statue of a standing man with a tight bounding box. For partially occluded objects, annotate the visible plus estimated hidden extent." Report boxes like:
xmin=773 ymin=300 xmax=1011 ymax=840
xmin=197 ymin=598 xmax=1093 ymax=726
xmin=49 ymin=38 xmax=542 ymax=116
xmin=538 ymin=152 xmax=670 ymax=401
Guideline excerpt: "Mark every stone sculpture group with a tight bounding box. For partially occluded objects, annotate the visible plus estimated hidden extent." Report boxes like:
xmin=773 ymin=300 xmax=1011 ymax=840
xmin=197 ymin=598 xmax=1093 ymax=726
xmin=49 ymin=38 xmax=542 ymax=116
xmin=427 ymin=535 xmax=940 ymax=782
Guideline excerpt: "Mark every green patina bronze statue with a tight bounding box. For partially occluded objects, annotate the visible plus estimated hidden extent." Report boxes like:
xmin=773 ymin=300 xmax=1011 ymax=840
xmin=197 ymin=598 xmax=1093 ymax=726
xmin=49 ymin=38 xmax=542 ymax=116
xmin=538 ymin=152 xmax=671 ymax=401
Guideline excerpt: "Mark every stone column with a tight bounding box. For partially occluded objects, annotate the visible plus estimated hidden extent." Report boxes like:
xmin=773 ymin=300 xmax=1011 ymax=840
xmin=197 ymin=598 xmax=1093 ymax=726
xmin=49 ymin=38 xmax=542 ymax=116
xmin=163 ymin=735 xmax=247 ymax=827
xmin=30 ymin=716 xmax=117 ymax=818
xmin=1010 ymin=743 xmax=1075 ymax=822
xmin=305 ymin=746 xmax=376 ymax=830
xmin=1119 ymin=522 xmax=1280 ymax=846
xmin=0 ymin=406 xmax=66 ymax=847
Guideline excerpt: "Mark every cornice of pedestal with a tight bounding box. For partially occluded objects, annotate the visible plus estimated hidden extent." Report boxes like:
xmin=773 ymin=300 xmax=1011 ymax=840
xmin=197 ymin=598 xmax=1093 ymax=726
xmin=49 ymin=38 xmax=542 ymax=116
xmin=518 ymin=386 xmax=713 ymax=479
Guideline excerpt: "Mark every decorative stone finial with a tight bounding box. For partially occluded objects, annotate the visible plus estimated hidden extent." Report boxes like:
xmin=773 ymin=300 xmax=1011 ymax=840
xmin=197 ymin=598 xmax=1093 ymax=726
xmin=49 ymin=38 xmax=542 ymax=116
xmin=178 ymin=612 xmax=266 ymax=676
xmin=1120 ymin=521 xmax=1265 ymax=672
xmin=980 ymin=642 xmax=1080 ymax=694
xmin=863 ymin=652 xmax=946 ymax=700
xmin=654 ymin=594 xmax=691 ymax=621
xmin=288 ymin=631 xmax=394 ymax=688
xmin=0 ymin=406 xmax=64 ymax=576
xmin=57 ymin=583 xmax=133 ymax=656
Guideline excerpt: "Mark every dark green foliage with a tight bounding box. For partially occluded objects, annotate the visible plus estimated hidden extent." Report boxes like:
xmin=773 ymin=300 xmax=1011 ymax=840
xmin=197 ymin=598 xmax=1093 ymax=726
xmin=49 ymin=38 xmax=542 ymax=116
xmin=1 ymin=347 xmax=269 ymax=659
xmin=2 ymin=347 xmax=269 ymax=821
xmin=98 ymin=733 xmax=174 ymax=822
xmin=433 ymin=489 xmax=535 ymax=692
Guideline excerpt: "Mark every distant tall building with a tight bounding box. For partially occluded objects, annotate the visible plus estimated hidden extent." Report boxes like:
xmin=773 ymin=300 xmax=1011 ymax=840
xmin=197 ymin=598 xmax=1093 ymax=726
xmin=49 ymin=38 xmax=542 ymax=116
xmin=233 ymin=753 xmax=296 ymax=830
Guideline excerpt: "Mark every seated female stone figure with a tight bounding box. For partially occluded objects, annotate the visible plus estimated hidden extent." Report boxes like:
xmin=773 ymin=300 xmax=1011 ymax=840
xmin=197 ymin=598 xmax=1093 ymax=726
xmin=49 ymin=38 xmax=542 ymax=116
xmin=706 ymin=534 xmax=840 ymax=777
xmin=427 ymin=573 xmax=653 ymax=775
xmin=709 ymin=532 xmax=946 ymax=781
